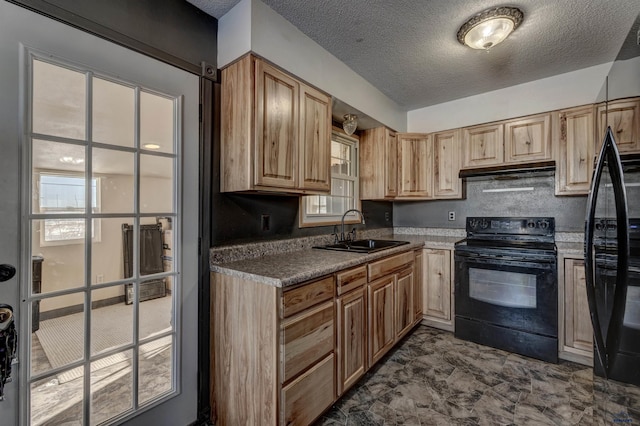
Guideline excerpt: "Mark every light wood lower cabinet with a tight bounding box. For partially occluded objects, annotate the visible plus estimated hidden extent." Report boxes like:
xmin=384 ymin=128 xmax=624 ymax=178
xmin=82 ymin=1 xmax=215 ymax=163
xmin=368 ymin=275 xmax=395 ymax=366
xmin=212 ymin=248 xmax=420 ymax=425
xmin=395 ymin=267 xmax=415 ymax=340
xmin=561 ymin=258 xmax=593 ymax=365
xmin=421 ymin=248 xmax=454 ymax=331
xmin=281 ymin=353 xmax=335 ymax=426
xmin=336 ymin=285 xmax=366 ymax=396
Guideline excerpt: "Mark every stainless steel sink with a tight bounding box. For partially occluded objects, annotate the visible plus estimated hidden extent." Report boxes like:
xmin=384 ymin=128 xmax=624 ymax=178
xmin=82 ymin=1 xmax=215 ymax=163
xmin=314 ymin=239 xmax=410 ymax=254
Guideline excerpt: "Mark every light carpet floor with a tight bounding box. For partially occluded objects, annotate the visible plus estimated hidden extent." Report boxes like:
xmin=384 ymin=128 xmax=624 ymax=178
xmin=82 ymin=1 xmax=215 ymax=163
xmin=35 ymin=296 xmax=172 ymax=382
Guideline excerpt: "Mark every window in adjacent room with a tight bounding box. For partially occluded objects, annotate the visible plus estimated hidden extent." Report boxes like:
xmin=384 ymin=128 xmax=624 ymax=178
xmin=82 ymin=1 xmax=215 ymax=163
xmin=300 ymin=130 xmax=360 ymax=227
xmin=38 ymin=173 xmax=101 ymax=245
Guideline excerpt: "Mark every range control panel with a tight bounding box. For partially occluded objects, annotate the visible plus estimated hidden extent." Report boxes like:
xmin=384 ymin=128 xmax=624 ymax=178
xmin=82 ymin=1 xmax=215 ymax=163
xmin=466 ymin=217 xmax=555 ymax=237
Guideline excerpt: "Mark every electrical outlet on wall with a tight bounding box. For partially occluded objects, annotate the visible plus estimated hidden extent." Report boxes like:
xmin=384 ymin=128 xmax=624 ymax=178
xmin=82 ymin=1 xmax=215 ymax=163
xmin=96 ymin=274 xmax=104 ymax=283
xmin=261 ymin=214 xmax=270 ymax=231
xmin=448 ymin=211 xmax=456 ymax=221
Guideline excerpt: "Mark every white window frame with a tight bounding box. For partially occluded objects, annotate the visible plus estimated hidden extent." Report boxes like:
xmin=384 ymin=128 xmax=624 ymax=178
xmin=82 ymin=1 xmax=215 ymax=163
xmin=37 ymin=171 xmax=102 ymax=246
xmin=299 ymin=130 xmax=361 ymax=227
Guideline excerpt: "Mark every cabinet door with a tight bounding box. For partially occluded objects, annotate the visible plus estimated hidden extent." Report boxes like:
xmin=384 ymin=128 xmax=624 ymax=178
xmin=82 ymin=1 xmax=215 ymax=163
xmin=596 ymin=99 xmax=640 ymax=153
xmin=360 ymin=127 xmax=397 ymax=200
xmin=462 ymin=123 xmax=504 ymax=168
xmin=504 ymin=113 xmax=552 ymax=163
xmin=385 ymin=129 xmax=398 ymax=197
xmin=433 ymin=129 xmax=462 ymax=198
xmin=368 ymin=276 xmax=395 ymax=365
xmin=555 ymin=106 xmax=595 ymax=195
xmin=397 ymin=133 xmax=431 ymax=198
xmin=422 ymin=249 xmax=451 ymax=322
xmin=564 ymin=259 xmax=593 ymax=352
xmin=413 ymin=250 xmax=423 ymax=323
xmin=254 ymin=59 xmax=299 ymax=189
xmin=336 ymin=286 xmax=366 ymax=396
xmin=299 ymin=84 xmax=331 ymax=192
xmin=396 ymin=267 xmax=414 ymax=340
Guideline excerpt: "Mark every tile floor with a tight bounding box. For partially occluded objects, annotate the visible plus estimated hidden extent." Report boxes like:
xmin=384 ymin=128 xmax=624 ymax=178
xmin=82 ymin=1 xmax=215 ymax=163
xmin=316 ymin=325 xmax=640 ymax=425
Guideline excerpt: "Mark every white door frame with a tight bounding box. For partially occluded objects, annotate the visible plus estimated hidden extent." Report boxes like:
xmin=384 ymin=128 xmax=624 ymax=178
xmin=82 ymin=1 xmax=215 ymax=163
xmin=0 ymin=2 xmax=200 ymax=424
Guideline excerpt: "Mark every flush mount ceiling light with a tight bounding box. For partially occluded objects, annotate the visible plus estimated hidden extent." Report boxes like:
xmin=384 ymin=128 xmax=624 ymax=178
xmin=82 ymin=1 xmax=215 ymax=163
xmin=457 ymin=6 xmax=524 ymax=50
xmin=59 ymin=156 xmax=84 ymax=165
xmin=143 ymin=143 xmax=161 ymax=150
xmin=343 ymin=114 xmax=358 ymax=135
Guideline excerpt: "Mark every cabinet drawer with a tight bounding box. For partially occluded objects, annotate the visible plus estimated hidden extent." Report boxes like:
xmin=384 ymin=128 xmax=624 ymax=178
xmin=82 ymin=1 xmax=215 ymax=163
xmin=281 ymin=353 xmax=335 ymax=426
xmin=281 ymin=301 xmax=334 ymax=383
xmin=282 ymin=275 xmax=334 ymax=318
xmin=336 ymin=265 xmax=367 ymax=295
xmin=368 ymin=251 xmax=414 ymax=282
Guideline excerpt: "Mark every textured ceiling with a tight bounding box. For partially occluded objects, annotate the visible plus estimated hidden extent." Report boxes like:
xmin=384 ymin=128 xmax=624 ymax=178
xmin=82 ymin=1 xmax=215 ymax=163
xmin=188 ymin=0 xmax=640 ymax=110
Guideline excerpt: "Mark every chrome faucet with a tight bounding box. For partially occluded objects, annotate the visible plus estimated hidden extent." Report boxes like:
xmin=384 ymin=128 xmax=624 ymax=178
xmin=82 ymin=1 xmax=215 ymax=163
xmin=340 ymin=209 xmax=365 ymax=242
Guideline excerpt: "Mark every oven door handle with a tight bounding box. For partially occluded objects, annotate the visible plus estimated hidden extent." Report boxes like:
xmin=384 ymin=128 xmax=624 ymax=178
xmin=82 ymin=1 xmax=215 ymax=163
xmin=455 ymin=252 xmax=556 ymax=265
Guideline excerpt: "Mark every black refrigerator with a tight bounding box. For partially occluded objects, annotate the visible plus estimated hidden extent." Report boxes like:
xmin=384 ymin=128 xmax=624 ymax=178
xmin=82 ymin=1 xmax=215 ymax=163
xmin=585 ymin=127 xmax=640 ymax=422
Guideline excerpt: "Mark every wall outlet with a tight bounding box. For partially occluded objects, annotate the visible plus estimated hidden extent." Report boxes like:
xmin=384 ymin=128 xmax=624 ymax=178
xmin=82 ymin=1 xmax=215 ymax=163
xmin=448 ymin=211 xmax=456 ymax=221
xmin=384 ymin=212 xmax=390 ymax=222
xmin=261 ymin=214 xmax=270 ymax=231
xmin=96 ymin=274 xmax=104 ymax=284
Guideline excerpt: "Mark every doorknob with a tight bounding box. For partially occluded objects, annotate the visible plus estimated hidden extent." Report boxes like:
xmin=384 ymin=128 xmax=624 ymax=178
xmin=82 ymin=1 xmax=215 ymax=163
xmin=0 ymin=265 xmax=16 ymax=282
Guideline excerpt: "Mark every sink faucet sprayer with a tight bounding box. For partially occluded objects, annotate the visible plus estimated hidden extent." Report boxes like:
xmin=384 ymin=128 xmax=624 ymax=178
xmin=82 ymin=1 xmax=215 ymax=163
xmin=339 ymin=209 xmax=365 ymax=243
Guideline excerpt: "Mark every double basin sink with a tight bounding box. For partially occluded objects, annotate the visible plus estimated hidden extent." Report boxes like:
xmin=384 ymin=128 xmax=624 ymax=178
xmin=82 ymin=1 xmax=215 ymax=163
xmin=314 ymin=239 xmax=410 ymax=254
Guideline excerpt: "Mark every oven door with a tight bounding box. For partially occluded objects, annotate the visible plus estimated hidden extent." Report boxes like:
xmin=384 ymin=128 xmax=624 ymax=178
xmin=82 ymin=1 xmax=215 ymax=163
xmin=454 ymin=248 xmax=558 ymax=337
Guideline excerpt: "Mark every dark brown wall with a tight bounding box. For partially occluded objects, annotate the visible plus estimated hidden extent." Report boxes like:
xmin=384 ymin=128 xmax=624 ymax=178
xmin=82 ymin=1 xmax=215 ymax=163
xmin=7 ymin=0 xmax=217 ymax=74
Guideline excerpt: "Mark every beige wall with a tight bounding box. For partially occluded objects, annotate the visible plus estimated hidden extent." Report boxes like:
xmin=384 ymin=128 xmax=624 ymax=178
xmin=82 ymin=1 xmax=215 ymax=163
xmin=35 ymin=172 xmax=172 ymax=312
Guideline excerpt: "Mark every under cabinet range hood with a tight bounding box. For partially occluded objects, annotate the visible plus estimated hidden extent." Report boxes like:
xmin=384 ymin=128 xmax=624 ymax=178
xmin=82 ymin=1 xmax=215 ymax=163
xmin=459 ymin=160 xmax=555 ymax=180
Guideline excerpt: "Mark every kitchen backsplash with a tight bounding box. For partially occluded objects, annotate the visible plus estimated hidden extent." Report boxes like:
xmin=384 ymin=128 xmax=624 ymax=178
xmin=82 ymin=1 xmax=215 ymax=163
xmin=394 ymin=173 xmax=588 ymax=232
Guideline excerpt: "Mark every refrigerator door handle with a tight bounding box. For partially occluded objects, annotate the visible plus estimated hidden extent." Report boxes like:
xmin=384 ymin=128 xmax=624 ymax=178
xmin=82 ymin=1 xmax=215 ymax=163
xmin=584 ymin=126 xmax=630 ymax=377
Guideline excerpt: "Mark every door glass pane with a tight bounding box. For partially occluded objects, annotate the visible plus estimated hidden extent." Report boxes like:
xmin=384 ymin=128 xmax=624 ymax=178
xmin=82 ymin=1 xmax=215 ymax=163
xmin=92 ymin=217 xmax=133 ymax=285
xmin=93 ymin=77 xmax=134 ymax=147
xmin=32 ymin=139 xmax=86 ymax=215
xmin=469 ymin=268 xmax=537 ymax=308
xmin=32 ymin=221 xmax=85 ymax=293
xmin=90 ymin=349 xmax=133 ymax=425
xmin=91 ymin=287 xmax=132 ymax=356
xmin=93 ymin=149 xmax=135 ymax=213
xmin=30 ymin=370 xmax=84 ymax=426
xmin=140 ymin=289 xmax=173 ymax=341
xmin=140 ymin=91 xmax=174 ymax=154
xmin=139 ymin=336 xmax=173 ymax=404
xmin=32 ymin=59 xmax=86 ymax=139
xmin=140 ymin=155 xmax=173 ymax=213
xmin=31 ymin=293 xmax=84 ymax=376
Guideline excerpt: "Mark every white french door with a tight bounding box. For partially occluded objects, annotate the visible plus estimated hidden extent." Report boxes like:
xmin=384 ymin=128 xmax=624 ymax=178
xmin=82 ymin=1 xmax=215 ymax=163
xmin=0 ymin=2 xmax=199 ymax=425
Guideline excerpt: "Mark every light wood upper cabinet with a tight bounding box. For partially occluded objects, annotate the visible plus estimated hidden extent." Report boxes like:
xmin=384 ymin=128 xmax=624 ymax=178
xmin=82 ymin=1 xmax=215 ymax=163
xmin=433 ymin=129 xmax=462 ymax=199
xmin=504 ymin=113 xmax=552 ymax=163
xmin=564 ymin=258 xmax=593 ymax=355
xmin=221 ymin=54 xmax=331 ymax=194
xmin=596 ymin=98 xmax=640 ymax=153
xmin=555 ymin=106 xmax=595 ymax=196
xmin=397 ymin=133 xmax=432 ymax=198
xmin=299 ymin=84 xmax=332 ymax=191
xmin=462 ymin=123 xmax=504 ymax=168
xmin=255 ymin=59 xmax=299 ymax=189
xmin=422 ymin=249 xmax=453 ymax=330
xmin=360 ymin=127 xmax=397 ymax=199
